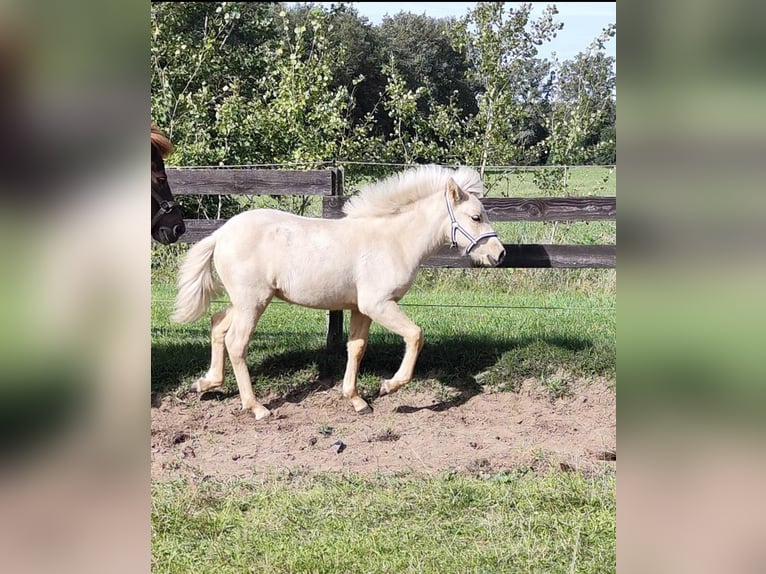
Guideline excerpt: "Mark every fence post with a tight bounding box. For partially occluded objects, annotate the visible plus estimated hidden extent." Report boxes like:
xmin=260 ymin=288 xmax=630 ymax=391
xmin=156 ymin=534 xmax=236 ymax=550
xmin=326 ymin=167 xmax=345 ymax=350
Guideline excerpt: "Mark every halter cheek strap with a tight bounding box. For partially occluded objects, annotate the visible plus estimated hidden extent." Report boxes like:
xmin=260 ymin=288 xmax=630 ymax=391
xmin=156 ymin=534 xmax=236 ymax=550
xmin=151 ymin=187 xmax=179 ymax=230
xmin=445 ymin=192 xmax=498 ymax=255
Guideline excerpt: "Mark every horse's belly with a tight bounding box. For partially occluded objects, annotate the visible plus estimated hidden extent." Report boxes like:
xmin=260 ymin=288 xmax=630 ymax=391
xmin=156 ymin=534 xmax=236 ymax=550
xmin=275 ymin=285 xmax=356 ymax=310
xmin=274 ymin=271 xmax=357 ymax=310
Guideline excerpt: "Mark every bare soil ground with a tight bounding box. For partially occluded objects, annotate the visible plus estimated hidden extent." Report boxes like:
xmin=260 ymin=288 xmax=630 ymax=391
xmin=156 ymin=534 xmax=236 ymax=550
xmin=151 ymin=377 xmax=615 ymax=480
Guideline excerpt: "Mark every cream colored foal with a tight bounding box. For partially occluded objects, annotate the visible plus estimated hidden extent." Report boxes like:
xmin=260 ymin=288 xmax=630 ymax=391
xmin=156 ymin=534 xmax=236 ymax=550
xmin=172 ymin=165 xmax=505 ymax=420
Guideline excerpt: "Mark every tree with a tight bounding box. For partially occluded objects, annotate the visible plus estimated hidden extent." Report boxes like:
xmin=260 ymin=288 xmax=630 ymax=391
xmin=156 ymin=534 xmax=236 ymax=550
xmin=377 ymin=12 xmax=478 ymax=121
xmin=151 ymin=2 xmax=616 ymax=175
xmin=546 ymin=24 xmax=616 ymax=165
xmin=295 ymin=3 xmax=386 ymax=129
xmin=152 ymin=2 xmax=370 ymax=217
xmin=151 ymin=3 xmax=362 ymax=167
xmin=376 ymin=56 xmax=468 ymax=164
xmin=452 ymin=2 xmax=563 ymax=172
xmin=151 ymin=2 xmax=281 ymax=163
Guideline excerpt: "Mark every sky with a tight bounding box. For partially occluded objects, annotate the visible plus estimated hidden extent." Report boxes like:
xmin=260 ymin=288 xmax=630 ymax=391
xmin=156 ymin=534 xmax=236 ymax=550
xmin=301 ymin=2 xmax=616 ymax=63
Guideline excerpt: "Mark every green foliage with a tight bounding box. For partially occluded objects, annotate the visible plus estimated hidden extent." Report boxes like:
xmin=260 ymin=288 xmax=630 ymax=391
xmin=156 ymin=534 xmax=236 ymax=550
xmin=151 ymin=2 xmax=616 ymax=172
xmin=378 ymin=57 xmax=470 ymax=164
xmin=151 ymin=3 xmax=360 ymax=166
xmin=377 ymin=12 xmax=478 ymax=120
xmin=301 ymin=2 xmax=386 ymax=129
xmin=546 ymin=25 xmax=617 ymax=165
xmin=251 ymin=8 xmax=355 ymax=163
xmin=452 ymin=2 xmax=563 ymax=170
xmin=151 ymin=2 xmax=280 ymax=164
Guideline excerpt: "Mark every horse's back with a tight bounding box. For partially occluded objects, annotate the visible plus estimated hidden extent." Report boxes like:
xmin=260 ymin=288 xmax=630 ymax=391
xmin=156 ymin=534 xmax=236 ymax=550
xmin=215 ymin=209 xmax=340 ymax=253
xmin=220 ymin=208 xmax=315 ymax=232
xmin=211 ymin=209 xmax=362 ymax=309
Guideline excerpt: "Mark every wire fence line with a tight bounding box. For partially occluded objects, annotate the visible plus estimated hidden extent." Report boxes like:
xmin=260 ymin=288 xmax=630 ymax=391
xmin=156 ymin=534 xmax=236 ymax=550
xmin=150 ymin=299 xmax=614 ymax=312
xmin=168 ymin=161 xmax=617 ymax=170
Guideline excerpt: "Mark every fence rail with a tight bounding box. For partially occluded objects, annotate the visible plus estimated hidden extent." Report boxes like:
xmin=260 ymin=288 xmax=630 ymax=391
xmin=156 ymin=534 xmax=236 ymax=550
xmin=323 ymin=196 xmax=616 ymax=222
xmin=167 ymin=168 xmax=341 ymax=196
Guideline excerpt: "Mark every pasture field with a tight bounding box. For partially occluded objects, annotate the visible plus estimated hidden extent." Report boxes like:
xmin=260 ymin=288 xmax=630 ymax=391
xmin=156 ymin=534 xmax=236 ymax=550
xmin=151 ymin=165 xmax=615 ymax=572
xmin=151 ymin=268 xmax=615 ymax=573
xmin=339 ymin=164 xmax=616 ymax=199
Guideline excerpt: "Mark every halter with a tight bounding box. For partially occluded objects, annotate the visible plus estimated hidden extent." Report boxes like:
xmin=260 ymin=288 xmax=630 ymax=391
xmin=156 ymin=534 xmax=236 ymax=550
xmin=445 ymin=191 xmax=498 ymax=255
xmin=151 ymin=186 xmax=179 ymax=231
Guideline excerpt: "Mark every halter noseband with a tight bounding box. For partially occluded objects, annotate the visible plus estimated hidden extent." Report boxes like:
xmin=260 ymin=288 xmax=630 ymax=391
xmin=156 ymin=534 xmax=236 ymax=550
xmin=445 ymin=191 xmax=498 ymax=255
xmin=151 ymin=186 xmax=179 ymax=231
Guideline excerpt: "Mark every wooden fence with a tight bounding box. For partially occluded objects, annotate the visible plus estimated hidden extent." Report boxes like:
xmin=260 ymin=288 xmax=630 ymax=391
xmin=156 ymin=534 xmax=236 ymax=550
xmin=166 ymin=167 xmax=616 ymax=347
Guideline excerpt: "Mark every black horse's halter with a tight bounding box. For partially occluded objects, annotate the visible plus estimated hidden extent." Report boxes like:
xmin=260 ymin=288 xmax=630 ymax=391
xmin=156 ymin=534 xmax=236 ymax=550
xmin=445 ymin=192 xmax=498 ymax=255
xmin=151 ymin=185 xmax=179 ymax=231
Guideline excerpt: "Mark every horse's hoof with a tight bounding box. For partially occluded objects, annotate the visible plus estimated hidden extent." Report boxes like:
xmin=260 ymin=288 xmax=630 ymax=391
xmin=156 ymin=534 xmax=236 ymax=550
xmin=379 ymin=381 xmax=392 ymax=396
xmin=350 ymin=396 xmax=372 ymax=414
xmin=254 ymin=408 xmax=272 ymax=421
xmin=192 ymin=378 xmax=224 ymax=394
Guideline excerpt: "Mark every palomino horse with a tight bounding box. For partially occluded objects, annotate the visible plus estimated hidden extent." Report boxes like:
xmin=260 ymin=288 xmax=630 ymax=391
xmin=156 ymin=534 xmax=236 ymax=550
xmin=151 ymin=124 xmax=185 ymax=244
xmin=172 ymin=165 xmax=505 ymax=420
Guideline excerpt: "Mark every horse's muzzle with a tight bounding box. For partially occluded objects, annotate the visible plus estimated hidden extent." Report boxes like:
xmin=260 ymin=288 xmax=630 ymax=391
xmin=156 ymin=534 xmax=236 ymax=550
xmin=154 ymin=222 xmax=186 ymax=245
xmin=488 ymin=247 xmax=506 ymax=267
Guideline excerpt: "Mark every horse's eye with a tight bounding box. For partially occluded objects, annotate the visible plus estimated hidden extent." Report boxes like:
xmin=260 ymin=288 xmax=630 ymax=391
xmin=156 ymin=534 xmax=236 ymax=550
xmin=471 ymin=215 xmax=481 ymax=222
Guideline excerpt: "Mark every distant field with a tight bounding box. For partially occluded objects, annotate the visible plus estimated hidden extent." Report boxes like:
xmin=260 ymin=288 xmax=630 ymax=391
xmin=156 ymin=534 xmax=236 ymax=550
xmin=340 ymin=165 xmax=616 ymax=199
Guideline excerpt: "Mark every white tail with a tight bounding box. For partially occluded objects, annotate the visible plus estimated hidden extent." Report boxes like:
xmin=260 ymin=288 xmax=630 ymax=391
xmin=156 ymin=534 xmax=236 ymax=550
xmin=171 ymin=234 xmax=222 ymax=324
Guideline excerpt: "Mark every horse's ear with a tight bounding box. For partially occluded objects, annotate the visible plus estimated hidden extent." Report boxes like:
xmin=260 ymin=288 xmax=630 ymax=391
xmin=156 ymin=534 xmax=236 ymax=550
xmin=447 ymin=178 xmax=470 ymax=204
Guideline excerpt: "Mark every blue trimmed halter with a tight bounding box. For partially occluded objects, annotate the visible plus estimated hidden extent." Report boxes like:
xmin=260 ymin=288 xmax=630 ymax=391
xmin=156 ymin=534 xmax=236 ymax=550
xmin=445 ymin=192 xmax=498 ymax=255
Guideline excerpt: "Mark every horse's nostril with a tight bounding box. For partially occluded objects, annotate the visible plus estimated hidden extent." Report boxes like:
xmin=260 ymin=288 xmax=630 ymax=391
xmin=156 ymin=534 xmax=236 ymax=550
xmin=497 ymin=248 xmax=506 ymax=264
xmin=174 ymin=222 xmax=186 ymax=237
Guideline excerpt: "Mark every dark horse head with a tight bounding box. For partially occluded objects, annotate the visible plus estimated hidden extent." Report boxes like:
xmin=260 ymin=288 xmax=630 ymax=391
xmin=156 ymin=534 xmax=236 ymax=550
xmin=151 ymin=124 xmax=185 ymax=244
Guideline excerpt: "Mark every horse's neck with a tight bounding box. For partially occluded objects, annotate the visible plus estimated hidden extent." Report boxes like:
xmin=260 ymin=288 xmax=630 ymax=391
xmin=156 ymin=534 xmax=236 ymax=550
xmin=389 ymin=192 xmax=450 ymax=267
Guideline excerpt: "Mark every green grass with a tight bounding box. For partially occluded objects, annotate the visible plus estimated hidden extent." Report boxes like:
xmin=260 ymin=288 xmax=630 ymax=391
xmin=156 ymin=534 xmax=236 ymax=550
xmin=483 ymin=165 xmax=617 ymax=248
xmin=151 ymin=270 xmax=615 ymax=400
xmin=152 ymin=470 xmax=615 ymax=574
xmin=482 ymin=165 xmax=616 ymax=198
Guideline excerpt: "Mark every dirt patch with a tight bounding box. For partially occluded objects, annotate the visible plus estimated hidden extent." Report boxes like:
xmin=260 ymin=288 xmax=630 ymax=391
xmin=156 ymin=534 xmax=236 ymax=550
xmin=151 ymin=378 xmax=615 ymax=480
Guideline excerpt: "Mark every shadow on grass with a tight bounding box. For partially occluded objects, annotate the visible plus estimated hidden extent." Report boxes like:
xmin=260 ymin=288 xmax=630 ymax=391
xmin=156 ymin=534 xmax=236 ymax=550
xmin=152 ymin=331 xmax=612 ymax=414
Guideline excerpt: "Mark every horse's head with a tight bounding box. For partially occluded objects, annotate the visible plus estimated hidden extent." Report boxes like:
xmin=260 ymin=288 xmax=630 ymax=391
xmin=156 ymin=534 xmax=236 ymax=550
xmin=151 ymin=124 xmax=185 ymax=244
xmin=445 ymin=176 xmax=506 ymax=267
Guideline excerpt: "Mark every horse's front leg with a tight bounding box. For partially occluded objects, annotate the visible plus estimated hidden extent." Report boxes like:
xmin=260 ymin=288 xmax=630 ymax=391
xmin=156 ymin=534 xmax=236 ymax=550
xmin=342 ymin=309 xmax=372 ymax=414
xmin=361 ymin=300 xmax=423 ymax=396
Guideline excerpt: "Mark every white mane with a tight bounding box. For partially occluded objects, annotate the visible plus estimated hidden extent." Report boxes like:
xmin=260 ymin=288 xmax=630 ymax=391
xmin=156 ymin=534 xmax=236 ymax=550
xmin=342 ymin=165 xmax=485 ymax=219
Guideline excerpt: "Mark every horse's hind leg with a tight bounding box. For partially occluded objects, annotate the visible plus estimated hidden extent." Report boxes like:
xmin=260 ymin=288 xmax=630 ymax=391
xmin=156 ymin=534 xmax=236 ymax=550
xmin=225 ymin=301 xmax=272 ymax=421
xmin=342 ymin=310 xmax=372 ymax=414
xmin=361 ymin=300 xmax=423 ymax=396
xmin=192 ymin=306 xmax=232 ymax=393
